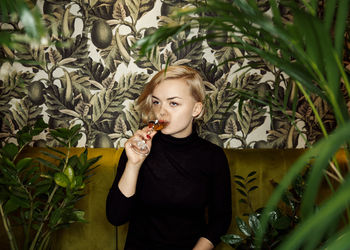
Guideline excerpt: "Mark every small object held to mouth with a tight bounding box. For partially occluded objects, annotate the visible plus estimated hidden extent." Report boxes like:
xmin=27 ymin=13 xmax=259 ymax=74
xmin=148 ymin=120 xmax=168 ymax=131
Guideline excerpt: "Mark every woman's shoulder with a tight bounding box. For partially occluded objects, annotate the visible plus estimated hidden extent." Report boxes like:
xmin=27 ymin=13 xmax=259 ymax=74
xmin=196 ymin=136 xmax=226 ymax=156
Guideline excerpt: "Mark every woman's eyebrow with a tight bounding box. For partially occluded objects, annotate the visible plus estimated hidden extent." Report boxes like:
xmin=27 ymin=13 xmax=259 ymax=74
xmin=152 ymin=96 xmax=182 ymax=100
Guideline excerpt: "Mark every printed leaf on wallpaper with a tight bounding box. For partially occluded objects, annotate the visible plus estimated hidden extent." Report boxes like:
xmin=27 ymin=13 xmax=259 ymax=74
xmin=90 ymin=72 xmax=147 ymax=134
xmin=47 ymin=48 xmax=63 ymax=65
xmin=56 ymin=35 xmax=89 ymax=67
xmin=199 ymin=62 xmax=226 ymax=89
xmin=125 ymin=0 xmax=156 ymax=24
xmin=61 ymin=5 xmax=76 ymax=39
xmin=113 ymin=114 xmax=128 ymax=136
xmin=296 ymin=96 xmax=336 ymax=144
xmin=200 ymin=61 xmax=236 ymax=133
xmin=131 ymin=37 xmax=162 ymax=72
xmin=0 ymin=71 xmax=31 ymax=110
xmin=0 ymin=71 xmax=38 ymax=133
xmin=214 ymin=45 xmax=243 ymax=72
xmin=119 ymin=72 xmax=149 ymax=100
xmin=170 ymin=37 xmax=204 ymax=66
xmin=84 ymin=58 xmax=111 ymax=88
xmin=91 ymin=89 xmax=123 ymax=124
xmin=110 ymin=113 xmax=131 ymax=147
xmin=267 ymin=122 xmax=298 ymax=149
xmin=237 ymin=100 xmax=266 ymax=138
xmin=100 ymin=33 xmax=124 ymax=72
xmin=67 ymin=71 xmax=93 ymax=100
xmin=90 ymin=1 xmax=115 ymax=19
xmin=203 ymin=76 xmax=236 ymax=135
xmin=113 ymin=2 xmax=127 ymax=21
xmin=11 ymin=97 xmax=43 ymax=131
xmin=91 ymin=72 xmax=148 ymax=137
xmin=123 ymin=103 xmax=141 ymax=132
xmin=45 ymin=84 xmax=72 ymax=120
xmin=219 ymin=113 xmax=255 ymax=148
xmin=13 ymin=42 xmax=46 ymax=68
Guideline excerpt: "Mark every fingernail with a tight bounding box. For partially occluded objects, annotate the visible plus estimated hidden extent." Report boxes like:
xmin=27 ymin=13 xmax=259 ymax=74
xmin=146 ymin=135 xmax=151 ymax=139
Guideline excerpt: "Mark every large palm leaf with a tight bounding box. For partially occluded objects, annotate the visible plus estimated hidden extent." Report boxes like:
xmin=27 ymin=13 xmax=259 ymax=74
xmin=135 ymin=0 xmax=350 ymax=249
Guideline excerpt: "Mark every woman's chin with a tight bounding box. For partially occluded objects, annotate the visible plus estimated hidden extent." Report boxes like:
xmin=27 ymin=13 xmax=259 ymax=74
xmin=160 ymin=129 xmax=170 ymax=134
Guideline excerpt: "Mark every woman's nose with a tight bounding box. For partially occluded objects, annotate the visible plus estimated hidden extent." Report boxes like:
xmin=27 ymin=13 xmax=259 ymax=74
xmin=159 ymin=105 xmax=167 ymax=117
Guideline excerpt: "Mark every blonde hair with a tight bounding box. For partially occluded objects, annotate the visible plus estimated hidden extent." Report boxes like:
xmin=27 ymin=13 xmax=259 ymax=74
xmin=136 ymin=65 xmax=206 ymax=122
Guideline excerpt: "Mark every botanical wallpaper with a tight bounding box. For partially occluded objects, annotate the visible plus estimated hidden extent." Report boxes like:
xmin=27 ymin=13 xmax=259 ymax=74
xmin=0 ymin=0 xmax=344 ymax=148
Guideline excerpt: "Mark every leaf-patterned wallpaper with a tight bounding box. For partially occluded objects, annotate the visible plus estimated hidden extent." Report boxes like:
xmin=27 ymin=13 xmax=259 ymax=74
xmin=0 ymin=0 xmax=344 ymax=148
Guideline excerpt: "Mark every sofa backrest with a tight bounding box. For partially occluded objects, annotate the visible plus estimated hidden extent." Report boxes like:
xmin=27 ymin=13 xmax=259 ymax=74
xmin=1 ymin=148 xmax=309 ymax=250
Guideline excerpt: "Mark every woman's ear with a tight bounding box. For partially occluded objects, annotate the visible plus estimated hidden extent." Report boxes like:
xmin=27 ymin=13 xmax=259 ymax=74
xmin=192 ymin=102 xmax=203 ymax=117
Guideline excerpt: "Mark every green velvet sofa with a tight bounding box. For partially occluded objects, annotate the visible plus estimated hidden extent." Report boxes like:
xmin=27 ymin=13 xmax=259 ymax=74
xmin=1 ymin=148 xmax=315 ymax=249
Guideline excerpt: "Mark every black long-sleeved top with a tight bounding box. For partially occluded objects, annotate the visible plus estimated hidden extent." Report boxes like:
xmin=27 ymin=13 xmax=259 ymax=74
xmin=106 ymin=131 xmax=232 ymax=250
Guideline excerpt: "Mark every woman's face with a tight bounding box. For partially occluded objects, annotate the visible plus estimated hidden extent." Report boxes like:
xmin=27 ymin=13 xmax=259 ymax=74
xmin=151 ymin=78 xmax=203 ymax=138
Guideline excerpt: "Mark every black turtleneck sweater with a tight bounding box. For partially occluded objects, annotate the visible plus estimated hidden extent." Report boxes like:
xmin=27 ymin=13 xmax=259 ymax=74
xmin=106 ymin=131 xmax=232 ymax=250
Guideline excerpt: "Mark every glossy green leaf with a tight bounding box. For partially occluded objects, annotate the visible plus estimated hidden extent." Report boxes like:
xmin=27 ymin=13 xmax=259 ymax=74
xmin=236 ymin=217 xmax=251 ymax=237
xmin=4 ymin=195 xmax=30 ymax=213
xmin=1 ymin=143 xmax=19 ymax=160
xmin=72 ymin=210 xmax=86 ymax=223
xmin=63 ymin=166 xmax=74 ymax=183
xmin=49 ymin=208 xmax=63 ymax=228
xmin=15 ymin=157 xmax=33 ymax=172
xmin=3 ymin=197 xmax=20 ymax=214
xmin=221 ymin=234 xmax=242 ymax=245
xmin=268 ymin=210 xmax=279 ymax=224
xmin=36 ymin=158 xmax=60 ymax=171
xmin=54 ymin=173 xmax=69 ymax=188
xmin=4 ymin=157 xmax=16 ymax=169
xmin=248 ymin=214 xmax=261 ymax=234
xmin=34 ymin=184 xmax=51 ymax=198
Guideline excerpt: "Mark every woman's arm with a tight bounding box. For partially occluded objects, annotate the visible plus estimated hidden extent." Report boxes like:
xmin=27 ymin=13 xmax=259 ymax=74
xmin=106 ymin=128 xmax=156 ymax=225
xmin=193 ymin=237 xmax=214 ymax=250
xmin=117 ymin=159 xmax=142 ymax=197
xmin=202 ymin=148 xmax=232 ymax=246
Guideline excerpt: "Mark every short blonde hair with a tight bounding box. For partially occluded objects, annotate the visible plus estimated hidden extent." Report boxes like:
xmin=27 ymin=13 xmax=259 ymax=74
xmin=136 ymin=65 xmax=206 ymax=122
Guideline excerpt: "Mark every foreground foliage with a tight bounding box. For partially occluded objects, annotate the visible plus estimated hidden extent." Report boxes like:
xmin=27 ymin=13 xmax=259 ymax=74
xmin=136 ymin=0 xmax=350 ymax=249
xmin=0 ymin=119 xmax=101 ymax=250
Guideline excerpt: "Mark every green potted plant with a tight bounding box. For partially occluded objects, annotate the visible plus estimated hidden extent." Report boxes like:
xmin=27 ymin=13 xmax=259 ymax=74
xmin=135 ymin=0 xmax=350 ymax=249
xmin=0 ymin=118 xmax=101 ymax=250
xmin=222 ymin=170 xmax=309 ymax=249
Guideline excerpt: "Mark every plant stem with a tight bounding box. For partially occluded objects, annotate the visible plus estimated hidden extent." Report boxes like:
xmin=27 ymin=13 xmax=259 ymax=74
xmin=0 ymin=203 xmax=18 ymax=250
xmin=38 ymin=231 xmax=51 ymax=250
xmin=29 ymin=185 xmax=58 ymax=250
xmin=29 ymin=143 xmax=72 ymax=250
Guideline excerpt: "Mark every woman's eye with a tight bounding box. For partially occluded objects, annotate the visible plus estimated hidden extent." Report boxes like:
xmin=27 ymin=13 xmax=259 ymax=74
xmin=170 ymin=102 xmax=178 ymax=107
xmin=152 ymin=100 xmax=159 ymax=105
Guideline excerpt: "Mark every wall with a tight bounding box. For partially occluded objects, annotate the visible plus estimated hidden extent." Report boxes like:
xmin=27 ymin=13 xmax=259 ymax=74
xmin=0 ymin=0 xmax=341 ymax=148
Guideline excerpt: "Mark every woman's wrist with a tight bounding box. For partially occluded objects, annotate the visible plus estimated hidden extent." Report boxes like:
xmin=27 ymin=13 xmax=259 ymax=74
xmin=118 ymin=161 xmax=142 ymax=197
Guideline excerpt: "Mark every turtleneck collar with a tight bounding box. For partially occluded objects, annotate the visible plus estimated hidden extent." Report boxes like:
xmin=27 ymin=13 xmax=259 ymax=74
xmin=156 ymin=130 xmax=199 ymax=147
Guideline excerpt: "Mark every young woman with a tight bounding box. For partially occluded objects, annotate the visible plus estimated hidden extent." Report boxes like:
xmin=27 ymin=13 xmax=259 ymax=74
xmin=106 ymin=65 xmax=232 ymax=250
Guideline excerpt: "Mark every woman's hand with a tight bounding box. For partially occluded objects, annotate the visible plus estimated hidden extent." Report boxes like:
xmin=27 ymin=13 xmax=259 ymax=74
xmin=118 ymin=127 xmax=157 ymax=198
xmin=124 ymin=126 xmax=157 ymax=167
